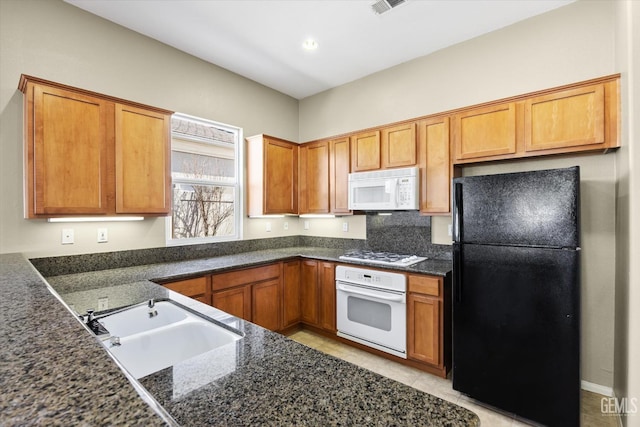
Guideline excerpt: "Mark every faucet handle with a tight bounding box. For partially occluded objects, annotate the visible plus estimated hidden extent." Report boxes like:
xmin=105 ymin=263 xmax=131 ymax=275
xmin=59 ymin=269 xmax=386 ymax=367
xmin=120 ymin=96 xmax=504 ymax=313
xmin=86 ymin=309 xmax=95 ymax=323
xmin=148 ymin=299 xmax=155 ymax=309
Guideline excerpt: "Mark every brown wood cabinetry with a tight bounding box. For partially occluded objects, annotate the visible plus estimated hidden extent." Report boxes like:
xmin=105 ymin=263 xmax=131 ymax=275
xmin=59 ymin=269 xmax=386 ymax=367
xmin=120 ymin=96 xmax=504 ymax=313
xmin=407 ymin=274 xmax=449 ymax=376
xmin=329 ymin=137 xmax=351 ymax=214
xmin=350 ymin=130 xmax=381 ymax=172
xmin=282 ymin=260 xmax=302 ymax=329
xmin=20 ymin=75 xmax=172 ymax=218
xmin=246 ymin=134 xmax=298 ymax=216
xmin=299 ymin=141 xmax=330 ymax=214
xmin=252 ymin=278 xmax=282 ymax=331
xmin=524 ymin=83 xmax=606 ymax=152
xmin=300 ymin=259 xmax=336 ymax=332
xmin=381 ymin=122 xmax=417 ymax=169
xmin=418 ymin=117 xmax=453 ymax=215
xmin=163 ymin=276 xmax=211 ymax=305
xmin=115 ymin=104 xmax=171 ymax=214
xmin=211 ymin=263 xmax=282 ymax=331
xmin=453 ymin=102 xmax=519 ymax=161
xmin=452 ymin=75 xmax=619 ymax=164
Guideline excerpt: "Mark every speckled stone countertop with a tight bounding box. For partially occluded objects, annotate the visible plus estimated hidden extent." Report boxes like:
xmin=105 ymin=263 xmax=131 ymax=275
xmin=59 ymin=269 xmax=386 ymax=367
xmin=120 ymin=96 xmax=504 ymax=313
xmin=2 ymin=248 xmax=476 ymax=426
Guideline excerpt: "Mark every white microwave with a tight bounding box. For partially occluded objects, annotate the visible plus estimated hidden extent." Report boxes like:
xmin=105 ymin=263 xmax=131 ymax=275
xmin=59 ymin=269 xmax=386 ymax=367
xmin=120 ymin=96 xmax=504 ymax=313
xmin=348 ymin=166 xmax=419 ymax=211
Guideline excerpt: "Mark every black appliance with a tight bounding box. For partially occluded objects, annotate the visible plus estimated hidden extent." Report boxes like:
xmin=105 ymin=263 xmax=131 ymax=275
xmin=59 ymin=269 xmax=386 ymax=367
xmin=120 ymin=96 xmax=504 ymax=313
xmin=452 ymin=166 xmax=581 ymax=427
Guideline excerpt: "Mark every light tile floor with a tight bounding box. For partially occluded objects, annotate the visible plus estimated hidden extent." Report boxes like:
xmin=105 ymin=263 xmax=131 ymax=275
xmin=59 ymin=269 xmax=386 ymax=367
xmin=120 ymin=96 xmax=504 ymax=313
xmin=288 ymin=330 xmax=620 ymax=427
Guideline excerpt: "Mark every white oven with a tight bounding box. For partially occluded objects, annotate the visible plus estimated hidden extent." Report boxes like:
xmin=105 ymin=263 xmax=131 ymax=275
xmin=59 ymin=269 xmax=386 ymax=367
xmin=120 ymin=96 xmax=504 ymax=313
xmin=336 ymin=265 xmax=407 ymax=359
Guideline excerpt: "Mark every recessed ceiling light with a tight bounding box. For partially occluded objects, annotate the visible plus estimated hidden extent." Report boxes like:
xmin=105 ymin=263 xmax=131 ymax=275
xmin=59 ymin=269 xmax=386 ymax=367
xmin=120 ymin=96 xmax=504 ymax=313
xmin=302 ymin=38 xmax=318 ymax=51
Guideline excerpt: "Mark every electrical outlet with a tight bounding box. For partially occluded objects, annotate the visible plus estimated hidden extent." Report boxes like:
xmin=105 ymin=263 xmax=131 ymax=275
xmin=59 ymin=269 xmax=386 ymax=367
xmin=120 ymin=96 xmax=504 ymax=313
xmin=98 ymin=297 xmax=109 ymax=311
xmin=266 ymin=222 xmax=272 ymax=232
xmin=448 ymin=224 xmax=453 ymax=237
xmin=61 ymin=228 xmax=74 ymax=245
xmin=342 ymin=222 xmax=349 ymax=232
xmin=304 ymin=220 xmax=310 ymax=230
xmin=97 ymin=228 xmax=108 ymax=243
xmin=283 ymin=222 xmax=288 ymax=230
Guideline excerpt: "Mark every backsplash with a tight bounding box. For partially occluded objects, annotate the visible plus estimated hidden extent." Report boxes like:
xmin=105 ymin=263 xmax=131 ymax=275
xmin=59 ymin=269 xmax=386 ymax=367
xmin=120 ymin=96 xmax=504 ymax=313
xmin=31 ymin=215 xmax=451 ymax=277
xmin=364 ymin=211 xmax=451 ymax=260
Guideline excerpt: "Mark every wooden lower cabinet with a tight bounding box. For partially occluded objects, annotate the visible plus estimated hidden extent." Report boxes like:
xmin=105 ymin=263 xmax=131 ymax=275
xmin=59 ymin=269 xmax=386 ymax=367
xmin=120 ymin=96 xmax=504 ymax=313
xmin=300 ymin=260 xmax=336 ymax=332
xmin=282 ymin=260 xmax=302 ymax=329
xmin=408 ymin=293 xmax=441 ymax=366
xmin=211 ymin=263 xmax=283 ymax=331
xmin=406 ymin=274 xmax=450 ymax=377
xmin=212 ymin=286 xmax=251 ymax=320
xmin=252 ymin=278 xmax=281 ymax=331
xmin=163 ymin=276 xmax=210 ymax=305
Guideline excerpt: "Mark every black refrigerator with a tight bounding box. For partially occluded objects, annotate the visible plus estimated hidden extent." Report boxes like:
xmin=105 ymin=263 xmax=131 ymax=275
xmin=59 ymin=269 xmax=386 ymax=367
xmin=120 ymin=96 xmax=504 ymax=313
xmin=452 ymin=166 xmax=581 ymax=427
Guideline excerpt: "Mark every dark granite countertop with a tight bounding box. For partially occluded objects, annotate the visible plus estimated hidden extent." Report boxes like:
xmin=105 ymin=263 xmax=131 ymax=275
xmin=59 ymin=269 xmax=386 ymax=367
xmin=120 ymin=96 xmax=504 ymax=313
xmin=2 ymin=248 xmax=474 ymax=426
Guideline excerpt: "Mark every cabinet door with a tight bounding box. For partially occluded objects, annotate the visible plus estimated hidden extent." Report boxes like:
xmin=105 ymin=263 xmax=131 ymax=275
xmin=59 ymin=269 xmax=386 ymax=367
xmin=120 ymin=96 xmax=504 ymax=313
xmin=252 ymin=278 xmax=282 ymax=331
xmin=381 ymin=123 xmax=417 ymax=168
xmin=318 ymin=262 xmax=336 ymax=332
xmin=115 ymin=104 xmax=170 ymax=214
xmin=407 ymin=293 xmax=441 ymax=366
xmin=212 ymin=286 xmax=251 ymax=320
xmin=299 ymin=141 xmax=330 ymax=214
xmin=164 ymin=276 xmax=210 ymax=305
xmin=329 ymin=137 xmax=351 ymax=214
xmin=300 ymin=260 xmax=319 ymax=326
xmin=525 ymin=84 xmax=605 ymax=152
xmin=264 ymin=137 xmax=298 ymax=214
xmin=419 ymin=117 xmax=451 ymax=214
xmin=29 ymin=83 xmax=111 ymax=216
xmin=351 ymin=131 xmax=380 ymax=172
xmin=454 ymin=102 xmax=518 ymax=161
xmin=282 ymin=260 xmax=301 ymax=328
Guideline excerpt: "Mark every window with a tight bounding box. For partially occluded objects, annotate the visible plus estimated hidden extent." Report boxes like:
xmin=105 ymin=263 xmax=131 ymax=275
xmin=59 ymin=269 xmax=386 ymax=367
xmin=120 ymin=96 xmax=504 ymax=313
xmin=167 ymin=113 xmax=242 ymax=244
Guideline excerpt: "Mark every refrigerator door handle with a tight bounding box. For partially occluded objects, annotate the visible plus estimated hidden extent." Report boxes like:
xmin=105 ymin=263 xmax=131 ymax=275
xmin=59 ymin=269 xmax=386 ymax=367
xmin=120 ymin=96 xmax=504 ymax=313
xmin=453 ymin=182 xmax=462 ymax=242
xmin=453 ymin=244 xmax=462 ymax=303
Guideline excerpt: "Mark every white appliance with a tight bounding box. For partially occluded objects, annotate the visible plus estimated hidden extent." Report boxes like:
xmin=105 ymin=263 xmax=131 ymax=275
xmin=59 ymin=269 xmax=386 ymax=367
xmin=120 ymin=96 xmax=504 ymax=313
xmin=336 ymin=265 xmax=407 ymax=358
xmin=339 ymin=249 xmax=427 ymax=267
xmin=348 ymin=166 xmax=419 ymax=211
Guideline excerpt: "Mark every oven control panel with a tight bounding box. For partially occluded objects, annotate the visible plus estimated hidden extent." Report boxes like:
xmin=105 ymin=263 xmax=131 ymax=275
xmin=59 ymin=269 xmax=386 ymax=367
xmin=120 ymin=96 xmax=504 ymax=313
xmin=336 ymin=265 xmax=406 ymax=292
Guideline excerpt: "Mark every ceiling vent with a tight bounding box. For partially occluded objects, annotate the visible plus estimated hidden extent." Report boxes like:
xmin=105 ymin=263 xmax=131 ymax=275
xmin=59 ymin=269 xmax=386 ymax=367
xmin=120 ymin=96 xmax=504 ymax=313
xmin=371 ymin=0 xmax=406 ymax=15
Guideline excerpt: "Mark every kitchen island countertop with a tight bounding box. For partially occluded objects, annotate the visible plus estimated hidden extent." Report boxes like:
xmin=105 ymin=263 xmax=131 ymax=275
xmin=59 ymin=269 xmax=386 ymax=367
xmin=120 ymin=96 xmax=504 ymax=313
xmin=1 ymin=249 xmax=477 ymax=426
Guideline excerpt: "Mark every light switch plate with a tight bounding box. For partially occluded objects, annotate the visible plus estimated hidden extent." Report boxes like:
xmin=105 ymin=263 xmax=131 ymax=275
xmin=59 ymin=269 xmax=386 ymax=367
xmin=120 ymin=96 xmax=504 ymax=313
xmin=342 ymin=222 xmax=349 ymax=232
xmin=304 ymin=220 xmax=310 ymax=230
xmin=266 ymin=222 xmax=272 ymax=232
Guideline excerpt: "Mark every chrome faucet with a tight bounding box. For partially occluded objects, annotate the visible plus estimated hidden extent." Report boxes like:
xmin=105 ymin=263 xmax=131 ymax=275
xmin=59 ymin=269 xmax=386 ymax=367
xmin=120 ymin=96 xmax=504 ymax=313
xmin=148 ymin=299 xmax=158 ymax=317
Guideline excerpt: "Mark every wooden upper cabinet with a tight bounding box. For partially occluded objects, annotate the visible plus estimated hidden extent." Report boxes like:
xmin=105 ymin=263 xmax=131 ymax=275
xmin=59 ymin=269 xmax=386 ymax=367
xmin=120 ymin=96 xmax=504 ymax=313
xmin=115 ymin=104 xmax=171 ymax=214
xmin=24 ymin=82 xmax=111 ymax=217
xmin=381 ymin=122 xmax=417 ymax=168
xmin=19 ymin=75 xmax=173 ymax=218
xmin=299 ymin=141 xmax=330 ymax=214
xmin=350 ymin=130 xmax=380 ymax=172
xmin=246 ymin=134 xmax=298 ymax=215
xmin=525 ymin=83 xmax=605 ymax=152
xmin=329 ymin=137 xmax=351 ymax=214
xmin=453 ymin=102 xmax=519 ymax=162
xmin=418 ymin=117 xmax=452 ymax=215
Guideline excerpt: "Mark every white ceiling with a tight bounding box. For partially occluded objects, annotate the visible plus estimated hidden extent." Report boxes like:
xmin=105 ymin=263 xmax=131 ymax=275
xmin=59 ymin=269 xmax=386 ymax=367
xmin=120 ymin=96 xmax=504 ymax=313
xmin=65 ymin=0 xmax=575 ymax=100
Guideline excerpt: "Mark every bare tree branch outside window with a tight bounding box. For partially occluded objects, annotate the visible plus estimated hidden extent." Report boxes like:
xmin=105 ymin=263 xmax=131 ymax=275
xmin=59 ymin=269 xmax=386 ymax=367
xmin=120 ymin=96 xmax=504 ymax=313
xmin=172 ymin=154 xmax=235 ymax=239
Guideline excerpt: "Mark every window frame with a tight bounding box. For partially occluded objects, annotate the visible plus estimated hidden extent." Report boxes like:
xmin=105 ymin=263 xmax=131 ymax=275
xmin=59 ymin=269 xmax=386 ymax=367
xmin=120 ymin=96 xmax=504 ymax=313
xmin=166 ymin=113 xmax=243 ymax=246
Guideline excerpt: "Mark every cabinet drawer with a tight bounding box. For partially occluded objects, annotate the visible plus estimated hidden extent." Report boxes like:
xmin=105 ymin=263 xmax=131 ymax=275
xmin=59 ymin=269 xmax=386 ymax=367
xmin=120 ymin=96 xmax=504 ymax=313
xmin=164 ymin=276 xmax=208 ymax=296
xmin=408 ymin=275 xmax=441 ymax=297
xmin=212 ymin=264 xmax=281 ymax=291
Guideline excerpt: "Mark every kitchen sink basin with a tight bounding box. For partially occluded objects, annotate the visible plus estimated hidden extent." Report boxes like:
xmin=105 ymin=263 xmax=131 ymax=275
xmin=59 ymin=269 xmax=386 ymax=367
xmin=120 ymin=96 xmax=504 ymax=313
xmin=97 ymin=300 xmax=242 ymax=379
xmin=98 ymin=301 xmax=189 ymax=337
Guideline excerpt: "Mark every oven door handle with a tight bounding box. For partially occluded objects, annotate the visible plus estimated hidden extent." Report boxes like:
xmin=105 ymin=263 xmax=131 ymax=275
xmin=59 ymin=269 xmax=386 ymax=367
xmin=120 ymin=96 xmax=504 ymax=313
xmin=336 ymin=283 xmax=405 ymax=303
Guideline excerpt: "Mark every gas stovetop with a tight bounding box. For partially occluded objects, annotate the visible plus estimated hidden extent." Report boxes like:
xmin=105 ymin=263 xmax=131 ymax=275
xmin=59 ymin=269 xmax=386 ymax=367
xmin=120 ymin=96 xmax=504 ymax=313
xmin=339 ymin=250 xmax=427 ymax=267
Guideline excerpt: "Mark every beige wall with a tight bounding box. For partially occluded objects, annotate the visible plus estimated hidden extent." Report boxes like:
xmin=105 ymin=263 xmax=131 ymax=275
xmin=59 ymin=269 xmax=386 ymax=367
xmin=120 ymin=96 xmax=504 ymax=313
xmin=0 ymin=0 xmax=300 ymax=257
xmin=299 ymin=0 xmax=619 ymax=390
xmin=614 ymin=1 xmax=640 ymax=425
